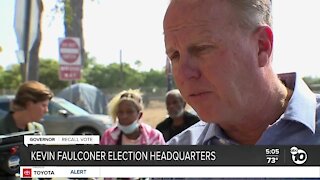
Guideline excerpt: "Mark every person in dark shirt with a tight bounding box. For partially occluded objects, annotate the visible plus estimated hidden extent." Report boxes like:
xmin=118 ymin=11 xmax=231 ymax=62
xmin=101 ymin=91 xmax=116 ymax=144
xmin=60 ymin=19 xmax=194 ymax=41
xmin=156 ymin=89 xmax=200 ymax=142
xmin=0 ymin=81 xmax=53 ymax=135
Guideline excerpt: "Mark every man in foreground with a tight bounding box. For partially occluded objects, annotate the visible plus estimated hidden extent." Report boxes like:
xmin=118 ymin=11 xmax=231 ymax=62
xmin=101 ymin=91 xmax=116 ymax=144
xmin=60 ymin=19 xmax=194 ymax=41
xmin=163 ymin=0 xmax=320 ymax=145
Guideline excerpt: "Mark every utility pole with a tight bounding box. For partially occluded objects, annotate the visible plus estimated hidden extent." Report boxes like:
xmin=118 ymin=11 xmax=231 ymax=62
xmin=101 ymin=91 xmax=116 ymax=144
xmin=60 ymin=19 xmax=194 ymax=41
xmin=166 ymin=57 xmax=173 ymax=92
xmin=120 ymin=49 xmax=124 ymax=84
xmin=23 ymin=0 xmax=31 ymax=82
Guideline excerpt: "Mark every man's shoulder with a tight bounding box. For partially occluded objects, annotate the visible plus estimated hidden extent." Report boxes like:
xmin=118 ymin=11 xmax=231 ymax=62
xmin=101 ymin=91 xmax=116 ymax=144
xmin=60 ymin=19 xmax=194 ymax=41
xmin=156 ymin=117 xmax=171 ymax=130
xmin=184 ymin=111 xmax=200 ymax=123
xmin=0 ymin=113 xmax=15 ymax=135
xmin=315 ymin=93 xmax=320 ymax=125
xmin=315 ymin=93 xmax=320 ymax=129
xmin=316 ymin=93 xmax=320 ymax=104
xmin=166 ymin=121 xmax=207 ymax=145
xmin=0 ymin=113 xmax=6 ymax=124
xmin=0 ymin=115 xmax=6 ymax=135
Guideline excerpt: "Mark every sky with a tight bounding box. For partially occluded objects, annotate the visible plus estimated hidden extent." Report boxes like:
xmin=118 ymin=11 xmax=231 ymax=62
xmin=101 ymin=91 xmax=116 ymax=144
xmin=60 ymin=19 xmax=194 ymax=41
xmin=1 ymin=0 xmax=320 ymax=77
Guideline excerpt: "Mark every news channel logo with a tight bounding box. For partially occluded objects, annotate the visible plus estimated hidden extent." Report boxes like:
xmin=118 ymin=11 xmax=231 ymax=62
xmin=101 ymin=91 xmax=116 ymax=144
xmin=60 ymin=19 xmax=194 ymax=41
xmin=290 ymin=146 xmax=307 ymax=165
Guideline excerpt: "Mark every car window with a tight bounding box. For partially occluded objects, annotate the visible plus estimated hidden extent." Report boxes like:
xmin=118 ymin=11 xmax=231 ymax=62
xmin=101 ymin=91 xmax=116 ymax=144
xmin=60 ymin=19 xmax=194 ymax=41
xmin=0 ymin=101 xmax=10 ymax=112
xmin=0 ymin=109 xmax=7 ymax=118
xmin=48 ymin=102 xmax=63 ymax=115
xmin=52 ymin=99 xmax=90 ymax=116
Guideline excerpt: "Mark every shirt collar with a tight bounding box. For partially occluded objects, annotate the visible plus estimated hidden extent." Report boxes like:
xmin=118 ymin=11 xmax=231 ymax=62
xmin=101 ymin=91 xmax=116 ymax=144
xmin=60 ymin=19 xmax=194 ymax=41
xmin=278 ymin=72 xmax=317 ymax=133
xmin=201 ymin=123 xmax=237 ymax=145
xmin=200 ymin=72 xmax=317 ymax=144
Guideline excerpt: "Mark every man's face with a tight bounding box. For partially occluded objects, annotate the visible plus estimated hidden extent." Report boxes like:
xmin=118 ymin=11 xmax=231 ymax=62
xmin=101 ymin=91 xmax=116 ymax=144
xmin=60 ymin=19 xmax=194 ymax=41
xmin=26 ymin=100 xmax=49 ymax=122
xmin=166 ymin=94 xmax=185 ymax=119
xmin=164 ymin=0 xmax=262 ymax=123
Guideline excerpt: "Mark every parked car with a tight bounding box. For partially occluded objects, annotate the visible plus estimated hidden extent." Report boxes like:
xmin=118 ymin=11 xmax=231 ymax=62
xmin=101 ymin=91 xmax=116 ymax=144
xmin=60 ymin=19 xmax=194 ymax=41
xmin=0 ymin=109 xmax=6 ymax=119
xmin=0 ymin=95 xmax=113 ymax=136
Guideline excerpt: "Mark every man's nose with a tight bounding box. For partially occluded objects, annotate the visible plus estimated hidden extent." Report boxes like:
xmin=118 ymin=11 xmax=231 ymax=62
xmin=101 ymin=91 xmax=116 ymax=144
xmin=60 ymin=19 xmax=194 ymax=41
xmin=167 ymin=103 xmax=175 ymax=110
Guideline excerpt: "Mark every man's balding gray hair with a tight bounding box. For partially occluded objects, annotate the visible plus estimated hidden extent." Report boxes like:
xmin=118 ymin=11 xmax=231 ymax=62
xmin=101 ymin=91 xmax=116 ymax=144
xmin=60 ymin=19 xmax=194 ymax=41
xmin=229 ymin=0 xmax=272 ymax=29
xmin=166 ymin=89 xmax=182 ymax=98
xmin=168 ymin=0 xmax=272 ymax=30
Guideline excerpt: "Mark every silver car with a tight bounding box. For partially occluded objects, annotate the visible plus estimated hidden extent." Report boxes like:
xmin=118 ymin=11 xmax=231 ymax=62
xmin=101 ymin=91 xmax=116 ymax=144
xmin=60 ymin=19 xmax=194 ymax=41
xmin=0 ymin=95 xmax=113 ymax=136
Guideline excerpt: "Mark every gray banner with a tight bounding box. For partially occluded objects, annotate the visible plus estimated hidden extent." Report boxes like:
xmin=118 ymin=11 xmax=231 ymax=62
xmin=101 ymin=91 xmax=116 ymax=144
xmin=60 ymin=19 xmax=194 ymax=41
xmin=19 ymin=145 xmax=320 ymax=166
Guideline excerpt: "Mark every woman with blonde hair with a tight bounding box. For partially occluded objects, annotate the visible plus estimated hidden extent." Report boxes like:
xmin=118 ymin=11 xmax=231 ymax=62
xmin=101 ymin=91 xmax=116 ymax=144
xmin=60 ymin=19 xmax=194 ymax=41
xmin=100 ymin=89 xmax=165 ymax=145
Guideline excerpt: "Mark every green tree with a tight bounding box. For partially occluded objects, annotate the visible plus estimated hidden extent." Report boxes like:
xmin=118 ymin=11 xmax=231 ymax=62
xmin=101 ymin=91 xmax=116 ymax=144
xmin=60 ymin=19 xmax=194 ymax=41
xmin=303 ymin=76 xmax=320 ymax=86
xmin=142 ymin=69 xmax=167 ymax=87
xmin=83 ymin=63 xmax=109 ymax=88
xmin=2 ymin=65 xmax=22 ymax=89
xmin=134 ymin=60 xmax=142 ymax=70
xmin=83 ymin=53 xmax=97 ymax=69
xmin=121 ymin=63 xmax=145 ymax=88
xmin=0 ymin=66 xmax=4 ymax=89
xmin=84 ymin=63 xmax=145 ymax=89
xmin=38 ymin=59 xmax=68 ymax=90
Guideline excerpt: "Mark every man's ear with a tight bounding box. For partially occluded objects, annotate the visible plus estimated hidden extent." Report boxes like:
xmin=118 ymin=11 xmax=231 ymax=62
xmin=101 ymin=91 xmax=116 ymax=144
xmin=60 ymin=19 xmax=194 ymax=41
xmin=25 ymin=101 xmax=33 ymax=109
xmin=256 ymin=26 xmax=273 ymax=67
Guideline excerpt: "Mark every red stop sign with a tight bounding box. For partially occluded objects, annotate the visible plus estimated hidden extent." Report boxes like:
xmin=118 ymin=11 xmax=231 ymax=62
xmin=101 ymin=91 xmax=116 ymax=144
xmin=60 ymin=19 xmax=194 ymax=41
xmin=59 ymin=38 xmax=80 ymax=63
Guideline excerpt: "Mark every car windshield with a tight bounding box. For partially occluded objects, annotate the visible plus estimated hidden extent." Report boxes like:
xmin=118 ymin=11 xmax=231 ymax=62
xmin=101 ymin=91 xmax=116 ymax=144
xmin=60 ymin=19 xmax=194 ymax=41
xmin=54 ymin=99 xmax=89 ymax=116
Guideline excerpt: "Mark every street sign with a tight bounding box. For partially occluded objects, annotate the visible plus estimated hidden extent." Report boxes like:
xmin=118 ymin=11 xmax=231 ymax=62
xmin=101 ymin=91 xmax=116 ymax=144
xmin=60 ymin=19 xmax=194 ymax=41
xmin=59 ymin=37 xmax=81 ymax=65
xmin=14 ymin=0 xmax=40 ymax=82
xmin=14 ymin=0 xmax=39 ymax=52
xmin=58 ymin=37 xmax=82 ymax=81
xmin=59 ymin=65 xmax=81 ymax=80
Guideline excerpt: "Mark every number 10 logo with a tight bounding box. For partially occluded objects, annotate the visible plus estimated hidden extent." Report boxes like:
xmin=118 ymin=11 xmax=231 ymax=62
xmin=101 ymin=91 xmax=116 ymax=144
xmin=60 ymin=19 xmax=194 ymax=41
xmin=290 ymin=147 xmax=307 ymax=165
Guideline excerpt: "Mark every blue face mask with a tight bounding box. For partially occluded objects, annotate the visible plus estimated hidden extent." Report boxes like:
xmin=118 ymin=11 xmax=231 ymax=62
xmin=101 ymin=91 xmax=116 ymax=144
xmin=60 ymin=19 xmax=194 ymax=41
xmin=117 ymin=120 xmax=139 ymax=134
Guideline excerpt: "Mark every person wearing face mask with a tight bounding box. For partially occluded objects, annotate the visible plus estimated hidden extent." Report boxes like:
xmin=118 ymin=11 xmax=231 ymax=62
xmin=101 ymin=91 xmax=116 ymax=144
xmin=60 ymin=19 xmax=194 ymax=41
xmin=156 ymin=89 xmax=200 ymax=142
xmin=100 ymin=89 xmax=165 ymax=145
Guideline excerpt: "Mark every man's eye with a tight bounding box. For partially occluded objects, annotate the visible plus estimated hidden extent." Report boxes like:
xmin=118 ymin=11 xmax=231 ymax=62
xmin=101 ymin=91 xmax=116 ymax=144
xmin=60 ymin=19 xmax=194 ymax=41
xmin=169 ymin=52 xmax=180 ymax=62
xmin=195 ymin=45 xmax=214 ymax=54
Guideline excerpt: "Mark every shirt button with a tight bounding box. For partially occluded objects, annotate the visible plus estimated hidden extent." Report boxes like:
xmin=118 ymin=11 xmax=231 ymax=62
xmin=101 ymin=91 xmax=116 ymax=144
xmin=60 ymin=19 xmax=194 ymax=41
xmin=219 ymin=139 xmax=229 ymax=145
